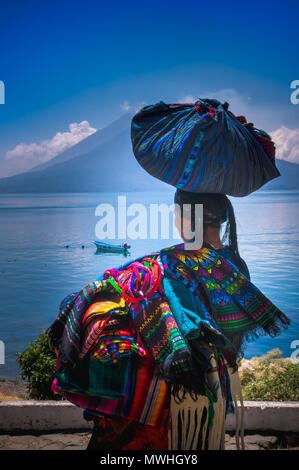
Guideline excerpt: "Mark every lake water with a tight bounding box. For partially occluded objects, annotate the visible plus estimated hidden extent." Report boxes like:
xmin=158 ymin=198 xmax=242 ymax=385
xmin=0 ymin=191 xmax=298 ymax=379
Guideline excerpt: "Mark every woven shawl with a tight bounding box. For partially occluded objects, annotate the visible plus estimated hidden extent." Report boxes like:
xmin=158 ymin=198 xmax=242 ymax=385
xmin=159 ymin=244 xmax=290 ymax=363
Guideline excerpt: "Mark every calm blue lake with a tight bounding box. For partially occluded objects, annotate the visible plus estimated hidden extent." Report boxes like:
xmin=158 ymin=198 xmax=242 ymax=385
xmin=0 ymin=191 xmax=298 ymax=379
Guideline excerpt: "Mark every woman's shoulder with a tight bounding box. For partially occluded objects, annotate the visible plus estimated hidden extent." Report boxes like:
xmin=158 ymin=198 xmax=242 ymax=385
xmin=218 ymin=246 xmax=250 ymax=279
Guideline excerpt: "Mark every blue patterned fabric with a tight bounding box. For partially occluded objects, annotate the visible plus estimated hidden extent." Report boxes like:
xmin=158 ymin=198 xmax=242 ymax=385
xmin=131 ymin=99 xmax=280 ymax=196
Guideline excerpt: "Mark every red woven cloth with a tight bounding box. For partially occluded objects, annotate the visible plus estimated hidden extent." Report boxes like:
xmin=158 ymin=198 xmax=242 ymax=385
xmin=235 ymin=115 xmax=275 ymax=163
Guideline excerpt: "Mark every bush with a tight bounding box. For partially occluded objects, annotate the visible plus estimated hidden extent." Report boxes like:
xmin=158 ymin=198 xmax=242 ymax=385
xmin=239 ymin=349 xmax=299 ymax=401
xmin=16 ymin=331 xmax=61 ymax=400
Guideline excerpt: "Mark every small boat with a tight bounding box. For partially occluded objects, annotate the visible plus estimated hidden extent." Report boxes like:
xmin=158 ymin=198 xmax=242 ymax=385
xmin=94 ymin=241 xmax=131 ymax=253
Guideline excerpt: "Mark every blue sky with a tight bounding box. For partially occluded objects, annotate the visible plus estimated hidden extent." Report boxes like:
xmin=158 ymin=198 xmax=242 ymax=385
xmin=0 ymin=0 xmax=298 ymax=176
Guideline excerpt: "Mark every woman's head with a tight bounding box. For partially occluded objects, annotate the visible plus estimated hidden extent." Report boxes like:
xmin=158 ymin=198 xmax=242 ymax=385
xmin=174 ymin=189 xmax=240 ymax=256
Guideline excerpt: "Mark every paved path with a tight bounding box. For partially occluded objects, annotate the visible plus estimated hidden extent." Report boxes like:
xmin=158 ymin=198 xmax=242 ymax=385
xmin=0 ymin=433 xmax=288 ymax=450
xmin=0 ymin=432 xmax=91 ymax=450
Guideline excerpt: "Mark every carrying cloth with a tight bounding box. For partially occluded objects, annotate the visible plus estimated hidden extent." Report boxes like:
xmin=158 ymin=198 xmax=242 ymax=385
xmin=52 ymin=346 xmax=170 ymax=428
xmin=48 ymin=245 xmax=290 ymax=387
xmin=131 ymin=99 xmax=280 ymax=196
xmin=49 ymin=244 xmax=289 ymax=450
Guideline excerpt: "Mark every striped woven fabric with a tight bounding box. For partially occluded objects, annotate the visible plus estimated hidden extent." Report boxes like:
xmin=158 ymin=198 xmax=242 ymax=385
xmin=48 ymin=280 xmax=120 ymax=370
xmin=78 ymin=297 xmax=128 ymax=359
xmin=52 ymin=349 xmax=170 ymax=428
xmin=78 ymin=317 xmax=121 ymax=360
xmin=91 ymin=328 xmax=146 ymax=363
xmin=131 ymin=99 xmax=280 ymax=196
xmin=103 ymin=256 xmax=192 ymax=381
xmin=129 ymin=295 xmax=189 ymax=373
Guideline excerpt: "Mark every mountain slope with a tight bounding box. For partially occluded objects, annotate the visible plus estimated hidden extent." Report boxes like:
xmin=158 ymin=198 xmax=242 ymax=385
xmin=0 ymin=125 xmax=169 ymax=193
xmin=28 ymin=112 xmax=133 ymax=173
xmin=263 ymin=159 xmax=299 ymax=190
xmin=0 ymin=114 xmax=298 ymax=193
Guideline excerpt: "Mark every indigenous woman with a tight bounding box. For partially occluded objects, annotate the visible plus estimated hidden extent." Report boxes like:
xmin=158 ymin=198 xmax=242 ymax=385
xmin=48 ymin=99 xmax=289 ymax=450
xmin=48 ymin=190 xmax=289 ymax=451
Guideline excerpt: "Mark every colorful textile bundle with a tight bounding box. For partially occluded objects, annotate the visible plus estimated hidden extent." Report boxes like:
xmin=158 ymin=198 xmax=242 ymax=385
xmin=48 ymin=280 xmax=124 ymax=370
xmin=49 ymin=243 xmax=289 ymax=451
xmin=103 ymin=257 xmax=192 ymax=384
xmin=55 ymin=353 xmax=131 ymax=399
xmin=131 ymin=99 xmax=280 ymax=196
xmin=49 ymin=244 xmax=290 ymax=388
xmin=104 ymin=257 xmax=162 ymax=303
xmin=52 ymin=347 xmax=170 ymax=428
xmin=91 ymin=328 xmax=146 ymax=364
xmin=78 ymin=297 xmax=128 ymax=360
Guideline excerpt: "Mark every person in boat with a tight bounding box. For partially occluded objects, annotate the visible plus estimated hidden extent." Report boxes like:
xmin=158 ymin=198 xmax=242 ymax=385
xmin=48 ymin=190 xmax=289 ymax=451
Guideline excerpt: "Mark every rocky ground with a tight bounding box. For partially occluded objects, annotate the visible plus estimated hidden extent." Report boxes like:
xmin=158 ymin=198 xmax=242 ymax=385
xmin=0 ymin=432 xmax=91 ymax=450
xmin=0 ymin=378 xmax=29 ymax=401
xmin=0 ymin=432 xmax=298 ymax=450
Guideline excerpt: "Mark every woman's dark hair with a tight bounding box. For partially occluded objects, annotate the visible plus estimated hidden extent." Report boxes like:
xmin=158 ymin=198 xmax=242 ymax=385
xmin=174 ymin=189 xmax=240 ymax=259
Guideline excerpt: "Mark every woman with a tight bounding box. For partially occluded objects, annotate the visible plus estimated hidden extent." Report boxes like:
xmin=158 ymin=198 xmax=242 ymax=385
xmin=48 ymin=190 xmax=290 ymax=451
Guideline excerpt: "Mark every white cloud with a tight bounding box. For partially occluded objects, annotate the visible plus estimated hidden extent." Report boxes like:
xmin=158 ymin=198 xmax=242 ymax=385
xmin=270 ymin=126 xmax=299 ymax=163
xmin=121 ymin=100 xmax=131 ymax=111
xmin=4 ymin=121 xmax=97 ymax=172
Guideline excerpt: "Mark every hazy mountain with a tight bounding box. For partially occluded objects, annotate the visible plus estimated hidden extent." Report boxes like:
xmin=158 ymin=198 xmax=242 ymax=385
xmin=0 ymin=116 xmax=169 ymax=193
xmin=263 ymin=159 xmax=299 ymax=190
xmin=0 ymin=113 xmax=298 ymax=193
xmin=28 ymin=113 xmax=133 ymax=173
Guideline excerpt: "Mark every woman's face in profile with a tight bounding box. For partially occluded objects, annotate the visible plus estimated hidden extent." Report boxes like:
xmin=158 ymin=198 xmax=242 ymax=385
xmin=174 ymin=206 xmax=193 ymax=242
xmin=174 ymin=204 xmax=204 ymax=249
